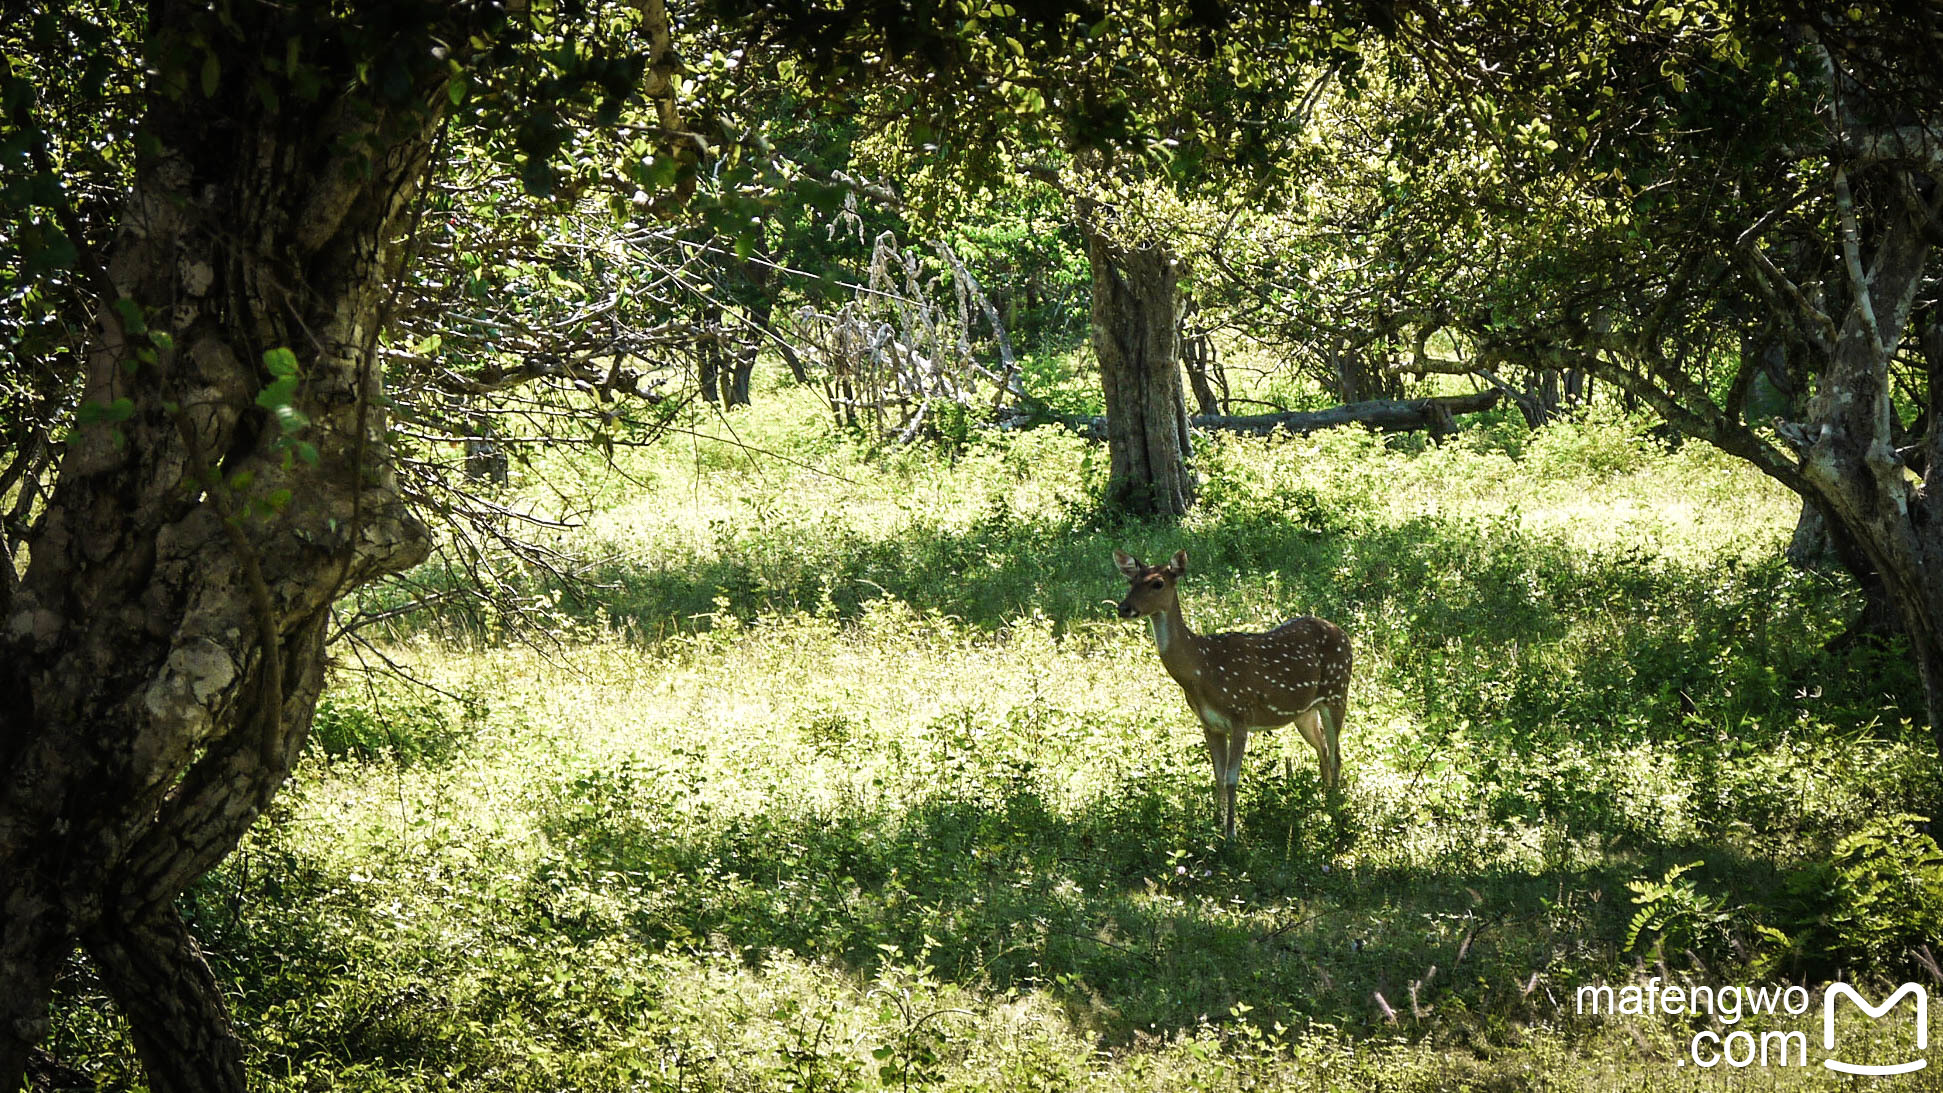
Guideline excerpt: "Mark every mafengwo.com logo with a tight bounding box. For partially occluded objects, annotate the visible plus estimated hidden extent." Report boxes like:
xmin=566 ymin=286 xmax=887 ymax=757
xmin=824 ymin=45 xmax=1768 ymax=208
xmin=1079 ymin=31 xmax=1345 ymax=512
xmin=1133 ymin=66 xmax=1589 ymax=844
xmin=1576 ymin=978 xmax=1928 ymax=1073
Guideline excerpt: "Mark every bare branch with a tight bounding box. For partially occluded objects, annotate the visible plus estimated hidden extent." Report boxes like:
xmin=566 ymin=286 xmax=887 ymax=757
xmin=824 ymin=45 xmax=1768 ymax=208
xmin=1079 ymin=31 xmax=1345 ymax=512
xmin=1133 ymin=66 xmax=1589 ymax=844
xmin=1833 ymin=165 xmax=1887 ymax=355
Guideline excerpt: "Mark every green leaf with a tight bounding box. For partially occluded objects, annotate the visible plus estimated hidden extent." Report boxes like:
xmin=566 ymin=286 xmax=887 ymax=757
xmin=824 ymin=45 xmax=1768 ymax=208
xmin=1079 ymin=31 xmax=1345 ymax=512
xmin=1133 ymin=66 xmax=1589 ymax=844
xmin=271 ymin=404 xmax=311 ymax=433
xmin=643 ymin=154 xmax=679 ymax=189
xmin=20 ymin=225 xmax=78 ymax=274
xmin=201 ymin=51 xmax=220 ymax=98
xmin=77 ymin=397 xmax=135 ymax=425
xmin=113 ymin=298 xmax=147 ymax=335
xmin=1 ymin=74 xmax=32 ymax=116
xmin=256 ymin=376 xmax=298 ymax=411
xmin=263 ymin=346 xmax=299 ymax=377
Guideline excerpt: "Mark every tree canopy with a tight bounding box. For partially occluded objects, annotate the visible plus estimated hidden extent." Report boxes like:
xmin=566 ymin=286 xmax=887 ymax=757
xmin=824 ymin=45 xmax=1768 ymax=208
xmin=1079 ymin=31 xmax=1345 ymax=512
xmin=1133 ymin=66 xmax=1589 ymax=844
xmin=4 ymin=1 xmax=1943 ymax=1086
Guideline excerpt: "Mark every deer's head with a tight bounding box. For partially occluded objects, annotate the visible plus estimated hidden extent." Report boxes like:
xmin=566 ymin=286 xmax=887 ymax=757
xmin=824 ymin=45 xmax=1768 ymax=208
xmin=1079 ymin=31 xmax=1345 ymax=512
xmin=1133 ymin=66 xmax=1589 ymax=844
xmin=1114 ymin=549 xmax=1188 ymax=619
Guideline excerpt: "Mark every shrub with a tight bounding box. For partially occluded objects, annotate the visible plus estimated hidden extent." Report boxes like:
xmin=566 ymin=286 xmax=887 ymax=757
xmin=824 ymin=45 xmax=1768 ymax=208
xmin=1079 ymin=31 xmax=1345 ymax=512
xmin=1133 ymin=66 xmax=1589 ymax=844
xmin=1623 ymin=860 xmax=1733 ymax=962
xmin=1522 ymin=406 xmax=1658 ymax=479
xmin=1781 ymin=814 xmax=1943 ymax=975
xmin=309 ymin=678 xmax=479 ymax=765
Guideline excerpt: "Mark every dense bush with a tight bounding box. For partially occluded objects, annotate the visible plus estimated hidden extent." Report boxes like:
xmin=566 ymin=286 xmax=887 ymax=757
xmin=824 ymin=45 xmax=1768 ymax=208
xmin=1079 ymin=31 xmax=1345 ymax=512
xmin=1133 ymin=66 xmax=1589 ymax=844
xmin=1780 ymin=815 xmax=1943 ymax=976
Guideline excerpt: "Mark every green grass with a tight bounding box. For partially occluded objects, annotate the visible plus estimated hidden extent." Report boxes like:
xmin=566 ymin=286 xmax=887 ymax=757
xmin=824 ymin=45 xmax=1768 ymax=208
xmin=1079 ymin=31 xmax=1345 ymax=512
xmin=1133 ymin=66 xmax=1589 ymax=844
xmin=47 ymin=382 xmax=1943 ymax=1090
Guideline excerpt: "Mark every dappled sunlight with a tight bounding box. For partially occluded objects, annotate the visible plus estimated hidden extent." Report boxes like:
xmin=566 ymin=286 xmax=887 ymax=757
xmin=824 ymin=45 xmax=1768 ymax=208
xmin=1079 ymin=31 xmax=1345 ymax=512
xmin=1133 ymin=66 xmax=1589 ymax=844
xmin=158 ymin=569 xmax=1935 ymax=1083
xmin=52 ymin=413 xmax=1937 ymax=1090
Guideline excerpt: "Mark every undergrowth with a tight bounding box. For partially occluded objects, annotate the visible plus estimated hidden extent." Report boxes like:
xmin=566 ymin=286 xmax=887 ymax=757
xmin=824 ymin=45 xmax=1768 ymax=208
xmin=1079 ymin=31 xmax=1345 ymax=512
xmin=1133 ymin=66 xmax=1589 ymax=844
xmin=46 ymin=387 xmax=1942 ymax=1090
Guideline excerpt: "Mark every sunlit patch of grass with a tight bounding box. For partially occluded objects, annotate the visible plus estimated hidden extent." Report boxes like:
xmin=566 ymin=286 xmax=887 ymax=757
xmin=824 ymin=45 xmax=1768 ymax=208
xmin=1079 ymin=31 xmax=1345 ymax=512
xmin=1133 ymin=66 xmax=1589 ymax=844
xmin=48 ymin=381 xmax=1943 ymax=1090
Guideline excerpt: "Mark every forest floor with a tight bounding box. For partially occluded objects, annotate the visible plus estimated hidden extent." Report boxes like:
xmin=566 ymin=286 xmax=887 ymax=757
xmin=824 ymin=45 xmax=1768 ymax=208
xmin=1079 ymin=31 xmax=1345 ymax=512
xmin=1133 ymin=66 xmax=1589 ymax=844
xmin=49 ymin=378 xmax=1943 ymax=1091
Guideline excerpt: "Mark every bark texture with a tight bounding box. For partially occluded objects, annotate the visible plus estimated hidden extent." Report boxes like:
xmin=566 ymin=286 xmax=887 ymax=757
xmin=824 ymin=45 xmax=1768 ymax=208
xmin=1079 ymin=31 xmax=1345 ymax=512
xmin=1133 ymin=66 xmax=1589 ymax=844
xmin=0 ymin=3 xmax=472 ymax=1086
xmin=1179 ymin=297 xmax=1227 ymax=417
xmin=1602 ymin=163 xmax=1943 ymax=731
xmin=83 ymin=903 xmax=249 ymax=1093
xmin=1785 ymin=181 xmax=1943 ymax=737
xmin=1078 ymin=213 xmax=1195 ymax=518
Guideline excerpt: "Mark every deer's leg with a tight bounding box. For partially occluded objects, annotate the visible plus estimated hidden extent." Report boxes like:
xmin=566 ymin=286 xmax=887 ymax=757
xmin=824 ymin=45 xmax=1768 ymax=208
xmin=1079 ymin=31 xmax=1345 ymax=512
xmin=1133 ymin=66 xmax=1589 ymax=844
xmin=1223 ymin=725 xmax=1251 ymax=838
xmin=1202 ymin=725 xmax=1229 ymax=834
xmin=1293 ymin=708 xmax=1329 ymax=784
xmin=1323 ymin=700 xmax=1346 ymax=788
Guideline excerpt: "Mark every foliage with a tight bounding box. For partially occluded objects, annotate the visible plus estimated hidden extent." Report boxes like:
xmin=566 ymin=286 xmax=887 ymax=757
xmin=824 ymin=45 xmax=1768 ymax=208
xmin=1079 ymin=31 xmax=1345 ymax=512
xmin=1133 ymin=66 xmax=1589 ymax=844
xmin=1780 ymin=815 xmax=1943 ymax=976
xmin=0 ymin=2 xmax=141 ymax=564
xmin=309 ymin=677 xmax=483 ymax=766
xmin=1623 ymin=860 xmax=1732 ymax=960
xmin=947 ymin=186 xmax=1091 ymax=356
xmin=12 ymin=1 xmax=1943 ymax=1088
xmin=733 ymin=0 xmax=1372 ymax=217
xmin=45 ymin=388 xmax=1943 ymax=1090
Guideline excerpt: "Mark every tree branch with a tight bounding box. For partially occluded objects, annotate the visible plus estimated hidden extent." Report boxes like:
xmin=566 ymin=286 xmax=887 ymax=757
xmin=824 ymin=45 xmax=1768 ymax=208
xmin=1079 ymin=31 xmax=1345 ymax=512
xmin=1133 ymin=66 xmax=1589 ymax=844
xmin=1833 ymin=165 xmax=1888 ymax=355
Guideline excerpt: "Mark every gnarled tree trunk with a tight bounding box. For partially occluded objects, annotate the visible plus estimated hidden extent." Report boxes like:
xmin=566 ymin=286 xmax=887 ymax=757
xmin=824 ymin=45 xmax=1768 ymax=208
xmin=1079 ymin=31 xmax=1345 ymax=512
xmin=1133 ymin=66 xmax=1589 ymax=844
xmin=0 ymin=3 xmax=474 ymax=1086
xmin=1179 ymin=295 xmax=1226 ymax=417
xmin=1078 ymin=209 xmax=1195 ymax=518
xmin=1781 ymin=174 xmax=1943 ymax=737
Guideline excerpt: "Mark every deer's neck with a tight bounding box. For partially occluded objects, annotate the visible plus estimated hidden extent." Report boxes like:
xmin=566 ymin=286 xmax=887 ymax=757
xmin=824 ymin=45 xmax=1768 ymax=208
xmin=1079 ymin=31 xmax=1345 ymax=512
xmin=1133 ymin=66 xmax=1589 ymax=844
xmin=1149 ymin=602 xmax=1204 ymax=684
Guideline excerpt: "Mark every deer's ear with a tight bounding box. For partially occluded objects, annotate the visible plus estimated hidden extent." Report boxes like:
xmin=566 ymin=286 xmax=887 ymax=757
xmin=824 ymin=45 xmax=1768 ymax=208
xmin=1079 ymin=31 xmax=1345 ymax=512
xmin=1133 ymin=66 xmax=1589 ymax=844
xmin=1113 ymin=550 xmax=1142 ymax=578
xmin=1168 ymin=550 xmax=1189 ymax=577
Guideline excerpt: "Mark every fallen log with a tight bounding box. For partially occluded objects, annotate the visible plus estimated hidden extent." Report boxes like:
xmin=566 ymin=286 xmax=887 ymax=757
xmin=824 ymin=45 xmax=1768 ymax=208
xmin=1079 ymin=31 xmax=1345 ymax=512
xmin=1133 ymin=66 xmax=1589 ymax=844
xmin=1021 ymin=390 xmax=1503 ymax=440
xmin=1191 ymin=390 xmax=1503 ymax=436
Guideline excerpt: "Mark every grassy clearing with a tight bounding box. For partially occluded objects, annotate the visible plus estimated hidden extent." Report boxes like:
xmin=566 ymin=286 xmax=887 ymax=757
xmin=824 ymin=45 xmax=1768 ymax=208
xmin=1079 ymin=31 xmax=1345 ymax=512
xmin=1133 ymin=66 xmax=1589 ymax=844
xmin=48 ymin=383 xmax=1943 ymax=1090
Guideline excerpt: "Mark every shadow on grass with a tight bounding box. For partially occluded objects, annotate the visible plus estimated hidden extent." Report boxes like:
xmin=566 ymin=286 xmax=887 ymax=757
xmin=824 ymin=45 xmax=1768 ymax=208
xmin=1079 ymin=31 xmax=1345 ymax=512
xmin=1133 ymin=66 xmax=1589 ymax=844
xmin=374 ymin=484 xmax=1919 ymax=740
xmin=264 ymin=487 xmax=1935 ymax=1066
xmin=162 ymin=705 xmax=1937 ymax=1082
xmin=517 ymin=727 xmax=1918 ymax=1048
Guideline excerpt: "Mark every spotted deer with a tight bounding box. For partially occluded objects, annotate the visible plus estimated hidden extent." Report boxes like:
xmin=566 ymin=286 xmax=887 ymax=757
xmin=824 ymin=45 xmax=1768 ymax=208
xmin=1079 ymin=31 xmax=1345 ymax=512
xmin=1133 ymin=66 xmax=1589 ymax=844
xmin=1114 ymin=549 xmax=1352 ymax=839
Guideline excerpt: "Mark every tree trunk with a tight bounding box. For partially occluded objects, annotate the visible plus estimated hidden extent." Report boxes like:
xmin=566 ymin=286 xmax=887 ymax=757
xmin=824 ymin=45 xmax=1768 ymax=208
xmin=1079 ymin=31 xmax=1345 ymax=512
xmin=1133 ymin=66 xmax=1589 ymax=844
xmin=727 ymin=346 xmax=756 ymax=406
xmin=0 ymin=4 xmax=453 ymax=1084
xmin=1329 ymin=339 xmax=1405 ymax=404
xmin=455 ymin=395 xmax=509 ymax=484
xmin=1180 ymin=296 xmax=1225 ymax=416
xmin=1786 ymin=496 xmax=1841 ymax=571
xmin=778 ymin=339 xmax=811 ymax=385
xmin=1787 ymin=180 xmax=1943 ymax=739
xmin=1078 ymin=211 xmax=1195 ymax=518
xmin=1789 ymin=493 xmax=1905 ymax=653
xmin=84 ymin=904 xmax=249 ymax=1093
xmin=699 ymin=302 xmax=725 ymax=404
xmin=1744 ymin=327 xmax=1903 ymax=649
xmin=733 ymin=257 xmax=780 ymax=399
